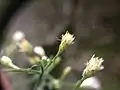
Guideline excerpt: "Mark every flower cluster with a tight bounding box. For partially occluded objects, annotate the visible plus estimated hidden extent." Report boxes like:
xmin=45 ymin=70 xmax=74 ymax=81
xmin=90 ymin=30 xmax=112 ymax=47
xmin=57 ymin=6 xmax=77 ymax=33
xmin=0 ymin=30 xmax=104 ymax=90
xmin=12 ymin=31 xmax=47 ymax=64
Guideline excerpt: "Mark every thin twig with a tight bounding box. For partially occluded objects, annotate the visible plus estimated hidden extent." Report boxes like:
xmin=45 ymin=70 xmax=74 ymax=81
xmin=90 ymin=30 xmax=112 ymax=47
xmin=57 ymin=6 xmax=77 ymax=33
xmin=2 ymin=68 xmax=41 ymax=74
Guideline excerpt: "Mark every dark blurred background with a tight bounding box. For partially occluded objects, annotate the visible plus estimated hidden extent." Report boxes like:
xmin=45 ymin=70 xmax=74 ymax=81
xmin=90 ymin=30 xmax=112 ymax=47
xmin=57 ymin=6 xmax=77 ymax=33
xmin=1 ymin=0 xmax=120 ymax=90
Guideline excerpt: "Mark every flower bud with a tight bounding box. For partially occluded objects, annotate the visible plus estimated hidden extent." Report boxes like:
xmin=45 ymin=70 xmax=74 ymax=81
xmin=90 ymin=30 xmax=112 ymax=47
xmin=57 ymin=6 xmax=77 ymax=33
xmin=0 ymin=56 xmax=20 ymax=69
xmin=33 ymin=46 xmax=45 ymax=57
xmin=13 ymin=31 xmax=33 ymax=53
xmin=13 ymin=31 xmax=25 ymax=42
xmin=60 ymin=66 xmax=72 ymax=81
xmin=80 ymin=76 xmax=101 ymax=89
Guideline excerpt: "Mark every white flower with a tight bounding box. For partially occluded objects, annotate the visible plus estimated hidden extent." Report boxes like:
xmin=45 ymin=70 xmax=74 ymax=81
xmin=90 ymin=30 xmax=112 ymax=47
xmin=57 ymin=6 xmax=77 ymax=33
xmin=80 ymin=76 xmax=101 ymax=89
xmin=13 ymin=31 xmax=33 ymax=53
xmin=0 ymin=56 xmax=20 ymax=69
xmin=34 ymin=46 xmax=45 ymax=57
xmin=82 ymin=54 xmax=104 ymax=77
xmin=13 ymin=31 xmax=25 ymax=42
xmin=58 ymin=31 xmax=75 ymax=54
xmin=1 ymin=56 xmax=12 ymax=65
xmin=42 ymin=56 xmax=48 ymax=60
xmin=61 ymin=31 xmax=75 ymax=45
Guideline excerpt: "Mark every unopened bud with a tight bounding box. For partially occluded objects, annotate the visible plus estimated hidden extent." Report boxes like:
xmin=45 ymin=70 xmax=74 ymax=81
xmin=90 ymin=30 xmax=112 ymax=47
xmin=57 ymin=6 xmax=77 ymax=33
xmin=34 ymin=46 xmax=45 ymax=57
xmin=28 ymin=56 xmax=41 ymax=64
xmin=13 ymin=31 xmax=25 ymax=42
xmin=0 ymin=56 xmax=20 ymax=69
xmin=60 ymin=66 xmax=72 ymax=81
xmin=80 ymin=76 xmax=101 ymax=89
xmin=13 ymin=31 xmax=33 ymax=53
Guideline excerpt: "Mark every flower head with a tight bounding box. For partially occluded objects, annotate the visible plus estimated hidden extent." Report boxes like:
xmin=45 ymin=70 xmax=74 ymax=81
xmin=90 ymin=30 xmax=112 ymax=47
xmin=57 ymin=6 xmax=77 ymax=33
xmin=61 ymin=31 xmax=75 ymax=45
xmin=58 ymin=31 xmax=75 ymax=54
xmin=82 ymin=54 xmax=104 ymax=77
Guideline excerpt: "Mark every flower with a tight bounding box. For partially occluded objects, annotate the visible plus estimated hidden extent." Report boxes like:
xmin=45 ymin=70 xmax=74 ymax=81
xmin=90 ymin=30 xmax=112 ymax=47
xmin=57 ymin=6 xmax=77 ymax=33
xmin=61 ymin=31 xmax=75 ymax=45
xmin=0 ymin=56 xmax=20 ymax=69
xmin=13 ymin=31 xmax=25 ymax=43
xmin=12 ymin=31 xmax=33 ymax=53
xmin=33 ymin=46 xmax=45 ymax=57
xmin=82 ymin=54 xmax=104 ymax=77
xmin=80 ymin=76 xmax=101 ymax=89
xmin=58 ymin=31 xmax=75 ymax=54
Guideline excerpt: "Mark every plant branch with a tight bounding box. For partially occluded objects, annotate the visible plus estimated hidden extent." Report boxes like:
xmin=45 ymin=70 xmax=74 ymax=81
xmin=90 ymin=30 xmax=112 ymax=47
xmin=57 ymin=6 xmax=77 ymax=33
xmin=44 ymin=53 xmax=59 ymax=70
xmin=2 ymin=68 xmax=41 ymax=74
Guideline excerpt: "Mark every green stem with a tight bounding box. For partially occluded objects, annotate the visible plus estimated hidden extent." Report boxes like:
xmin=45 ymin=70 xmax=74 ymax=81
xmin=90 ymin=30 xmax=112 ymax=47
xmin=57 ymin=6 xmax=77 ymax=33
xmin=2 ymin=68 xmax=41 ymax=74
xmin=44 ymin=53 xmax=59 ymax=70
xmin=74 ymin=76 xmax=87 ymax=90
xmin=33 ymin=65 xmax=44 ymax=90
xmin=45 ymin=57 xmax=61 ymax=73
xmin=33 ymin=73 xmax=43 ymax=90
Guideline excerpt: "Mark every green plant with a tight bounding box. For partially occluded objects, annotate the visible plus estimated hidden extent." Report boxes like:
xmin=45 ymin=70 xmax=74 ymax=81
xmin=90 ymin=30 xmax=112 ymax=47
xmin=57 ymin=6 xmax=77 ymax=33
xmin=0 ymin=31 xmax=104 ymax=90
